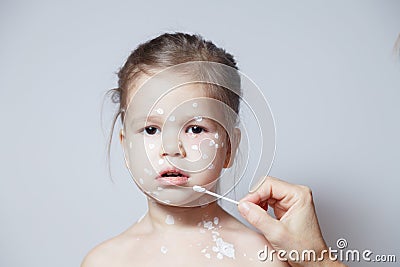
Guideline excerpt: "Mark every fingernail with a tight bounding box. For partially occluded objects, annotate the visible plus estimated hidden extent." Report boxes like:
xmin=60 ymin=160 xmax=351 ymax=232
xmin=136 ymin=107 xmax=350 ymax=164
xmin=238 ymin=201 xmax=250 ymax=214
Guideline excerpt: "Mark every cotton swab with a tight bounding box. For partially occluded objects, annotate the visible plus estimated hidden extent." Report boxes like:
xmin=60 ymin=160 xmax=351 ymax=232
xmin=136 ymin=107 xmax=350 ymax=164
xmin=192 ymin=185 xmax=239 ymax=205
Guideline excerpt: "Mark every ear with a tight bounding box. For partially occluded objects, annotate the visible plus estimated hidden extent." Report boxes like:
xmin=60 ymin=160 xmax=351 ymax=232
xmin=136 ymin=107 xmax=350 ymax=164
xmin=119 ymin=129 xmax=124 ymax=144
xmin=223 ymin=128 xmax=241 ymax=168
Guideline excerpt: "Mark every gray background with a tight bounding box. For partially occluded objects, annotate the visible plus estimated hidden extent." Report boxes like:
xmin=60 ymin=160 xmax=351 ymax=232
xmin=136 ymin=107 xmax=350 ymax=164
xmin=1 ymin=0 xmax=399 ymax=266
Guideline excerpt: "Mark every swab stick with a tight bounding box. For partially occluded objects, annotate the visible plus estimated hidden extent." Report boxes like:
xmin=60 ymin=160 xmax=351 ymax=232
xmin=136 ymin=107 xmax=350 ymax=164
xmin=192 ymin=185 xmax=239 ymax=205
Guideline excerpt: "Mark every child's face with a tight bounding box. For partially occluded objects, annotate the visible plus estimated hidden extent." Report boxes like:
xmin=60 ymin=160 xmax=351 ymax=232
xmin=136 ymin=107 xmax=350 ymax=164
xmin=121 ymin=75 xmax=238 ymax=207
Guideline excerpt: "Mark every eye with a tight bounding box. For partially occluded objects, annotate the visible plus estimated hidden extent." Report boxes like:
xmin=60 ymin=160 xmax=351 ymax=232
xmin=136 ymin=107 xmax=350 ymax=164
xmin=144 ymin=126 xmax=160 ymax=135
xmin=186 ymin=125 xmax=206 ymax=135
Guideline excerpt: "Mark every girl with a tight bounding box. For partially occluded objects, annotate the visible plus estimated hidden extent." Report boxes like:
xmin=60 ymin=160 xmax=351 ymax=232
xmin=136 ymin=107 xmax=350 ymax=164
xmin=82 ymin=32 xmax=289 ymax=266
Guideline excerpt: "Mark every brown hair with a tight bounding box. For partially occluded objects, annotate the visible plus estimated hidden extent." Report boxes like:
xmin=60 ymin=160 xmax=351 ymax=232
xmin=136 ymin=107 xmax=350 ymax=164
xmin=105 ymin=32 xmax=242 ymax=177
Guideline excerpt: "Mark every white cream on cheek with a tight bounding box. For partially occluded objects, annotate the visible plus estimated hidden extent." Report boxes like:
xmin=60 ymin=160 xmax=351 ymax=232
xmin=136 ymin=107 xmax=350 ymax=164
xmin=144 ymin=168 xmax=153 ymax=175
xmin=191 ymin=145 xmax=199 ymax=150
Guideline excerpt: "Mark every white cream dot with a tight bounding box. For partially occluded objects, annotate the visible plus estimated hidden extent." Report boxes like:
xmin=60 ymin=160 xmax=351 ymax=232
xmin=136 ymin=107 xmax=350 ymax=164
xmin=205 ymin=253 xmax=211 ymax=259
xmin=157 ymin=187 xmax=163 ymax=191
xmin=144 ymin=168 xmax=153 ymax=175
xmin=221 ymin=142 xmax=224 ymax=147
xmin=161 ymin=246 xmax=168 ymax=254
xmin=139 ymin=178 xmax=144 ymax=184
xmin=129 ymin=141 xmax=132 ymax=149
xmin=158 ymin=159 xmax=164 ymax=165
xmin=148 ymin=143 xmax=155 ymax=149
xmin=192 ymin=102 xmax=198 ymax=108
xmin=152 ymin=191 xmax=159 ymax=196
xmin=208 ymin=164 xmax=215 ymax=170
xmin=191 ymin=144 xmax=199 ymax=150
xmin=215 ymin=143 xmax=219 ymax=149
xmin=217 ymin=253 xmax=223 ymax=260
xmin=209 ymin=140 xmax=215 ymax=146
xmin=214 ymin=133 xmax=219 ymax=139
xmin=156 ymin=108 xmax=164 ymax=114
xmin=202 ymin=154 xmax=209 ymax=159
xmin=165 ymin=214 xmax=175 ymax=225
xmin=213 ymin=217 xmax=219 ymax=225
xmin=168 ymin=115 xmax=175 ymax=122
xmin=194 ymin=116 xmax=203 ymax=122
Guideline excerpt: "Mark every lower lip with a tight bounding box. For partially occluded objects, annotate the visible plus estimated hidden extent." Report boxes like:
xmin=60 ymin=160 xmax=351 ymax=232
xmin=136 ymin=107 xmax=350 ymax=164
xmin=157 ymin=176 xmax=189 ymax=186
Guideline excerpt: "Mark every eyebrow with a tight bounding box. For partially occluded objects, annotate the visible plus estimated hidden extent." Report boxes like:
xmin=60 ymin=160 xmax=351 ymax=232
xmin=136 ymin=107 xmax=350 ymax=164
xmin=129 ymin=115 xmax=163 ymax=126
xmin=131 ymin=115 xmax=215 ymax=124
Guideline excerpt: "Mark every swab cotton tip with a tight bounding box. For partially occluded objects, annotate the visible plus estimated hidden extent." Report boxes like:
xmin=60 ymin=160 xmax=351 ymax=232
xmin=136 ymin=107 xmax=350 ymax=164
xmin=192 ymin=185 xmax=239 ymax=205
xmin=193 ymin=185 xmax=206 ymax=193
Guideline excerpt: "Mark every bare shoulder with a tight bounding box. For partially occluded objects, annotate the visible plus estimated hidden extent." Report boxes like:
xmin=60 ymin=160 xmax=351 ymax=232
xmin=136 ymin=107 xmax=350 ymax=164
xmin=224 ymin=218 xmax=289 ymax=266
xmin=81 ymin=224 xmax=144 ymax=267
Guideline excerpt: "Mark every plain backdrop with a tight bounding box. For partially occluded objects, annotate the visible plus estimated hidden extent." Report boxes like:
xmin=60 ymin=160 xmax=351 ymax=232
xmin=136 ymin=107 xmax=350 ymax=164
xmin=1 ymin=0 xmax=399 ymax=266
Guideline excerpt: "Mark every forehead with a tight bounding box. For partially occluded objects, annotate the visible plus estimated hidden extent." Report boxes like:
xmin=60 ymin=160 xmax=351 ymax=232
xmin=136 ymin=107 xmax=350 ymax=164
xmin=124 ymin=75 xmax=230 ymax=127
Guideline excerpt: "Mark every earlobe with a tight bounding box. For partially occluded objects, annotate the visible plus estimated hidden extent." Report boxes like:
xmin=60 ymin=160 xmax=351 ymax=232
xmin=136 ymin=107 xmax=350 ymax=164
xmin=223 ymin=128 xmax=241 ymax=168
xmin=119 ymin=129 xmax=124 ymax=144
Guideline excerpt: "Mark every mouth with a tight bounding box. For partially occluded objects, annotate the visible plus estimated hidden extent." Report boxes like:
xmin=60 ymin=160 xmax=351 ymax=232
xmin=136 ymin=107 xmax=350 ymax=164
xmin=156 ymin=168 xmax=190 ymax=186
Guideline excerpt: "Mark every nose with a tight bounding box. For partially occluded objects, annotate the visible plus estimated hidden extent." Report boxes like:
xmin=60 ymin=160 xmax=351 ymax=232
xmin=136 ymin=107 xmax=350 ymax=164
xmin=160 ymin=134 xmax=186 ymax=158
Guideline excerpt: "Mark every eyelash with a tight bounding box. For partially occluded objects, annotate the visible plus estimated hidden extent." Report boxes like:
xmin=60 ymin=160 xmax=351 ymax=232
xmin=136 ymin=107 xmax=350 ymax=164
xmin=140 ymin=125 xmax=208 ymax=136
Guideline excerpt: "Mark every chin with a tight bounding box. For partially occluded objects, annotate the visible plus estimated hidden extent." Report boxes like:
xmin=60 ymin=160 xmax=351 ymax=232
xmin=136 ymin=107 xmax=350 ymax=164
xmin=148 ymin=189 xmax=216 ymax=207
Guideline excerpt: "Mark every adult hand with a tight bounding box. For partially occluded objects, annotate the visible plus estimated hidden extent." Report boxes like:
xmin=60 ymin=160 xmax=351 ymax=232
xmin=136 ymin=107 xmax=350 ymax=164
xmin=237 ymin=176 xmax=346 ymax=267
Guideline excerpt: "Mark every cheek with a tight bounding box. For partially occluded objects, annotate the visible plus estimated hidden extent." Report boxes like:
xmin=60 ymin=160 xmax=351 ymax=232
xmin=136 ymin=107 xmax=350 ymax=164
xmin=181 ymin=133 xmax=226 ymax=169
xmin=126 ymin=136 xmax=161 ymax=177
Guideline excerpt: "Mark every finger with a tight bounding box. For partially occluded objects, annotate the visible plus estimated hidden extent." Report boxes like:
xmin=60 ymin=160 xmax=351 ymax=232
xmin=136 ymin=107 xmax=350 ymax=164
xmin=238 ymin=201 xmax=283 ymax=239
xmin=241 ymin=176 xmax=303 ymax=209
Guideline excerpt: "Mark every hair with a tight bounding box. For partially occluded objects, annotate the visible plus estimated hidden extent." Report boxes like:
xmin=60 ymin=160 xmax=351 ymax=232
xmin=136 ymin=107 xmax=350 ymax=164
xmin=105 ymin=32 xmax=243 ymax=179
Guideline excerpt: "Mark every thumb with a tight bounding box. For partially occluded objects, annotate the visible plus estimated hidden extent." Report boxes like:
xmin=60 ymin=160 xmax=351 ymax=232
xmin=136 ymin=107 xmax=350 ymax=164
xmin=238 ymin=201 xmax=283 ymax=239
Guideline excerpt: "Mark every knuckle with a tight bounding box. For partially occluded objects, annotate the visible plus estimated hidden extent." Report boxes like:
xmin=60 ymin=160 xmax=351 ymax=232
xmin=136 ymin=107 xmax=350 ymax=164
xmin=298 ymin=185 xmax=313 ymax=201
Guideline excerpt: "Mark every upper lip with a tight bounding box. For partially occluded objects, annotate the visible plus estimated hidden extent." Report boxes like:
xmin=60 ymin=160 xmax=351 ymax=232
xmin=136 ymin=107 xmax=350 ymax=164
xmin=157 ymin=168 xmax=190 ymax=178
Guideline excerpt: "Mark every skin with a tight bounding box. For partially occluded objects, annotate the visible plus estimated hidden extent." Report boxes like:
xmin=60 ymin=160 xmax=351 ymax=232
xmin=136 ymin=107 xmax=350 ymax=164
xmin=82 ymin=72 xmax=344 ymax=267
xmin=81 ymin=74 xmax=288 ymax=266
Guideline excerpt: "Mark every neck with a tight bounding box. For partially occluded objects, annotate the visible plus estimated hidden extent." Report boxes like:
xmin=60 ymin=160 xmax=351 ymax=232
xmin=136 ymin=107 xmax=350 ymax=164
xmin=144 ymin=197 xmax=227 ymax=232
